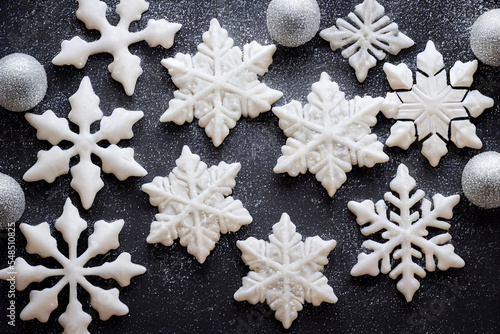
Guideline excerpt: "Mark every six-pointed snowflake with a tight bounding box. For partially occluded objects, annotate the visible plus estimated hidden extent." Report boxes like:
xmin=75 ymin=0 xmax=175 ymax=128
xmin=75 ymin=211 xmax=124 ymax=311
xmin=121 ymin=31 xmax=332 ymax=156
xmin=53 ymin=0 xmax=181 ymax=96
xmin=24 ymin=76 xmax=147 ymax=209
xmin=348 ymin=164 xmax=465 ymax=302
xmin=381 ymin=41 xmax=494 ymax=166
xmin=161 ymin=18 xmax=283 ymax=147
xmin=142 ymin=145 xmax=252 ymax=263
xmin=320 ymin=0 xmax=414 ymax=82
xmin=273 ymin=72 xmax=388 ymax=197
xmin=234 ymin=213 xmax=337 ymax=329
xmin=0 ymin=198 xmax=146 ymax=333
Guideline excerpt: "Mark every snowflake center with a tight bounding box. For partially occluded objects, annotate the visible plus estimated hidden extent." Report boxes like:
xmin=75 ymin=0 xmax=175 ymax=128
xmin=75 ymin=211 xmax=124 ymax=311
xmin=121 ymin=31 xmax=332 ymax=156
xmin=75 ymin=132 xmax=97 ymax=155
xmin=62 ymin=260 xmax=84 ymax=282
xmin=359 ymin=25 xmax=375 ymax=43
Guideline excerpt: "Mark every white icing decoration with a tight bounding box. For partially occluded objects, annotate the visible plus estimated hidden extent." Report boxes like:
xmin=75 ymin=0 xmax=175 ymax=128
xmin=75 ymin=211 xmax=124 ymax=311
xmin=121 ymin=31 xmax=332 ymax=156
xmin=23 ymin=76 xmax=147 ymax=209
xmin=273 ymin=72 xmax=388 ymax=197
xmin=382 ymin=41 xmax=494 ymax=166
xmin=0 ymin=198 xmax=146 ymax=333
xmin=161 ymin=18 xmax=283 ymax=147
xmin=142 ymin=145 xmax=252 ymax=263
xmin=320 ymin=0 xmax=414 ymax=82
xmin=349 ymin=164 xmax=464 ymax=302
xmin=52 ymin=0 xmax=181 ymax=96
xmin=234 ymin=213 xmax=337 ymax=329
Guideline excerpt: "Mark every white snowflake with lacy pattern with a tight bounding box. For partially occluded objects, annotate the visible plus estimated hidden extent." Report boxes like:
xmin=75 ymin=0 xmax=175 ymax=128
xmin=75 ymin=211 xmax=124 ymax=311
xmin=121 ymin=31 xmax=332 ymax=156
xmin=273 ymin=72 xmax=388 ymax=197
xmin=382 ymin=41 xmax=494 ymax=166
xmin=23 ymin=76 xmax=147 ymax=209
xmin=161 ymin=18 xmax=283 ymax=147
xmin=348 ymin=164 xmax=465 ymax=302
xmin=0 ymin=198 xmax=146 ymax=333
xmin=53 ymin=0 xmax=181 ymax=96
xmin=234 ymin=213 xmax=337 ymax=329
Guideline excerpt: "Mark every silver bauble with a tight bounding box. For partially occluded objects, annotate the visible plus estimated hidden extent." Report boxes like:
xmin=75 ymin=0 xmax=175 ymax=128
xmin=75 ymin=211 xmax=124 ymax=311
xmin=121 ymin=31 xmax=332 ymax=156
xmin=266 ymin=0 xmax=321 ymax=47
xmin=462 ymin=151 xmax=500 ymax=209
xmin=470 ymin=9 xmax=500 ymax=67
xmin=0 ymin=53 xmax=47 ymax=112
xmin=0 ymin=173 xmax=26 ymax=229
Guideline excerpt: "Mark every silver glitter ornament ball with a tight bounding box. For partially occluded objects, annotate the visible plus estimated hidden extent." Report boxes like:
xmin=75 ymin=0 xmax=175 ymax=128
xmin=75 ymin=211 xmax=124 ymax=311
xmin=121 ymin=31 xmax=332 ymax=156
xmin=462 ymin=151 xmax=500 ymax=209
xmin=470 ymin=9 xmax=500 ymax=67
xmin=0 ymin=172 xmax=26 ymax=229
xmin=266 ymin=0 xmax=321 ymax=47
xmin=0 ymin=53 xmax=47 ymax=112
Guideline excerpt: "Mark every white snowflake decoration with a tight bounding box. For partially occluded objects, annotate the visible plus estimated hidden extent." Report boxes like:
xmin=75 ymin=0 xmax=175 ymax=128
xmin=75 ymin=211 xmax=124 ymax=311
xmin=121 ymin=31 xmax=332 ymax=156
xmin=0 ymin=198 xmax=146 ymax=333
xmin=234 ymin=213 xmax=337 ymax=329
xmin=348 ymin=164 xmax=465 ymax=302
xmin=161 ymin=18 xmax=283 ymax=147
xmin=320 ymin=0 xmax=414 ymax=82
xmin=23 ymin=76 xmax=147 ymax=209
xmin=381 ymin=41 xmax=494 ymax=166
xmin=53 ymin=0 xmax=181 ymax=96
xmin=142 ymin=145 xmax=252 ymax=263
xmin=273 ymin=72 xmax=388 ymax=197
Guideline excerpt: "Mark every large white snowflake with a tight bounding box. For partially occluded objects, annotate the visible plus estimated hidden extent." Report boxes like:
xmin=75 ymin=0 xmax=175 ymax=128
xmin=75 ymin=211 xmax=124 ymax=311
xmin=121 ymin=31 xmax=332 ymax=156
xmin=234 ymin=213 xmax=337 ymax=329
xmin=348 ymin=164 xmax=465 ymax=302
xmin=0 ymin=198 xmax=146 ymax=333
xmin=161 ymin=18 xmax=283 ymax=147
xmin=23 ymin=76 xmax=147 ymax=209
xmin=53 ymin=0 xmax=181 ymax=96
xmin=273 ymin=72 xmax=388 ymax=197
xmin=382 ymin=41 xmax=494 ymax=166
xmin=142 ymin=145 xmax=252 ymax=263
xmin=320 ymin=0 xmax=414 ymax=82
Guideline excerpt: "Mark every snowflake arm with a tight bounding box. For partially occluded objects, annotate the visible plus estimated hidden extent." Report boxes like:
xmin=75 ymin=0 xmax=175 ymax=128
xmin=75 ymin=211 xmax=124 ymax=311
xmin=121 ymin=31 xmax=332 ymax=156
xmin=142 ymin=145 xmax=252 ymax=263
xmin=52 ymin=0 xmax=181 ymax=96
xmin=161 ymin=19 xmax=283 ymax=147
xmin=348 ymin=164 xmax=464 ymax=302
xmin=320 ymin=0 xmax=414 ymax=82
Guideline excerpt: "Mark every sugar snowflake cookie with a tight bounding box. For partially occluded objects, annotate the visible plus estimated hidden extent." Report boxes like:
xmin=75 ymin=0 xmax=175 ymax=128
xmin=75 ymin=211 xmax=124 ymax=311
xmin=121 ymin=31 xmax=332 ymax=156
xmin=381 ymin=41 xmax=494 ymax=166
xmin=161 ymin=18 xmax=283 ymax=147
xmin=0 ymin=198 xmax=146 ymax=333
xmin=142 ymin=146 xmax=252 ymax=263
xmin=349 ymin=164 xmax=464 ymax=302
xmin=320 ymin=0 xmax=414 ymax=82
xmin=24 ymin=76 xmax=147 ymax=209
xmin=53 ymin=0 xmax=181 ymax=96
xmin=234 ymin=213 xmax=337 ymax=329
xmin=273 ymin=72 xmax=388 ymax=197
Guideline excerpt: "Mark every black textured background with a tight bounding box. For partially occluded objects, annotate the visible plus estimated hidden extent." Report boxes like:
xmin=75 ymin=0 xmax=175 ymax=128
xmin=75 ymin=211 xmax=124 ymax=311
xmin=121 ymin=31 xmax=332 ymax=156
xmin=1 ymin=0 xmax=499 ymax=333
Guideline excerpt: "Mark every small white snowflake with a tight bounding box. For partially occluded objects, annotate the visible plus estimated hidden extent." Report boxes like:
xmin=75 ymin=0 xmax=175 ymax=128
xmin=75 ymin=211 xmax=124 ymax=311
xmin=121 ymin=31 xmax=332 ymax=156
xmin=273 ymin=72 xmax=388 ymax=197
xmin=348 ymin=164 xmax=465 ymax=302
xmin=0 ymin=198 xmax=146 ymax=333
xmin=320 ymin=0 xmax=414 ymax=82
xmin=234 ymin=213 xmax=337 ymax=329
xmin=23 ymin=76 xmax=147 ymax=209
xmin=381 ymin=41 xmax=494 ymax=166
xmin=142 ymin=145 xmax=252 ymax=263
xmin=161 ymin=18 xmax=283 ymax=147
xmin=53 ymin=0 xmax=181 ymax=96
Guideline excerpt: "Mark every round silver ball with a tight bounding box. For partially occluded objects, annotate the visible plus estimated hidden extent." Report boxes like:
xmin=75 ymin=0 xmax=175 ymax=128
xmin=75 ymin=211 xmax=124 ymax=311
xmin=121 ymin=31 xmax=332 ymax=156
xmin=0 ymin=173 xmax=26 ymax=229
xmin=470 ymin=9 xmax=500 ymax=67
xmin=0 ymin=53 xmax=47 ymax=112
xmin=462 ymin=151 xmax=500 ymax=209
xmin=266 ymin=0 xmax=321 ymax=47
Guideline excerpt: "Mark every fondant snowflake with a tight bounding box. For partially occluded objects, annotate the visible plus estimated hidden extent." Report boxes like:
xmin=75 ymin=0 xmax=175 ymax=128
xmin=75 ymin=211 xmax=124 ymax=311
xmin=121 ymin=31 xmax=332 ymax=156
xmin=381 ymin=41 xmax=494 ymax=166
xmin=273 ymin=72 xmax=388 ymax=197
xmin=53 ymin=0 xmax=181 ymax=96
xmin=349 ymin=164 xmax=464 ymax=302
xmin=320 ymin=0 xmax=414 ymax=82
xmin=24 ymin=76 xmax=147 ymax=209
xmin=142 ymin=145 xmax=252 ymax=263
xmin=161 ymin=18 xmax=283 ymax=147
xmin=0 ymin=198 xmax=146 ymax=333
xmin=234 ymin=213 xmax=337 ymax=329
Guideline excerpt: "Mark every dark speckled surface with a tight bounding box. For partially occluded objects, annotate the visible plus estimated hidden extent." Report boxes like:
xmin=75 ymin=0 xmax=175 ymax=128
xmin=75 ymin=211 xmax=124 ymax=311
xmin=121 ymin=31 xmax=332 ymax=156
xmin=0 ymin=0 xmax=499 ymax=333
